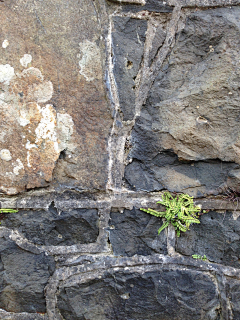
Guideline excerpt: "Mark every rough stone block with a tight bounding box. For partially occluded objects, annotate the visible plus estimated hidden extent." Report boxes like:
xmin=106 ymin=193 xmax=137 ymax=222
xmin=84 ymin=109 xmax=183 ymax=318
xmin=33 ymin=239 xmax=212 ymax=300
xmin=57 ymin=268 xmax=220 ymax=319
xmin=122 ymin=0 xmax=173 ymax=13
xmin=0 ymin=0 xmax=112 ymax=194
xmin=1 ymin=206 xmax=99 ymax=246
xmin=226 ymin=277 xmax=240 ymax=319
xmin=109 ymin=207 xmax=168 ymax=256
xmin=176 ymin=211 xmax=240 ymax=268
xmin=125 ymin=7 xmax=240 ymax=196
xmin=0 ymin=238 xmax=55 ymax=313
xmin=112 ymin=17 xmax=147 ymax=120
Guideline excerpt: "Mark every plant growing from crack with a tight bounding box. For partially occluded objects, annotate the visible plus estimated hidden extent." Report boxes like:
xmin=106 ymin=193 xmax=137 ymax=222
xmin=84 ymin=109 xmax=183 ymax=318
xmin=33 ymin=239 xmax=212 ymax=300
xmin=141 ymin=192 xmax=205 ymax=237
xmin=0 ymin=208 xmax=18 ymax=223
xmin=192 ymin=254 xmax=207 ymax=261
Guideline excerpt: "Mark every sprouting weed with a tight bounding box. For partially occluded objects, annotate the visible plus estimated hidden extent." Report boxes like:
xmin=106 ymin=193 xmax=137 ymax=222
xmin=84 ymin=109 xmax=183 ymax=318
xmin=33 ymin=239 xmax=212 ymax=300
xmin=192 ymin=254 xmax=207 ymax=261
xmin=140 ymin=192 xmax=206 ymax=237
xmin=0 ymin=208 xmax=18 ymax=224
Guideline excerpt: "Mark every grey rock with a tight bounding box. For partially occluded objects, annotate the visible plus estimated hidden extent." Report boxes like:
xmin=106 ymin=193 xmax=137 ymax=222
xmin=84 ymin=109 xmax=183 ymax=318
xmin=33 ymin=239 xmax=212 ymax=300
xmin=125 ymin=8 xmax=240 ymax=196
xmin=112 ymin=17 xmax=147 ymax=120
xmin=125 ymin=142 xmax=238 ymax=196
xmin=108 ymin=207 xmax=168 ymax=256
xmin=226 ymin=277 xmax=240 ymax=319
xmin=118 ymin=0 xmax=240 ymax=10
xmin=1 ymin=205 xmax=99 ymax=246
xmin=57 ymin=268 xmax=220 ymax=320
xmin=122 ymin=0 xmax=173 ymax=13
xmin=125 ymin=160 xmax=164 ymax=191
xmin=176 ymin=210 xmax=240 ymax=268
xmin=0 ymin=238 xmax=55 ymax=313
xmin=149 ymin=25 xmax=167 ymax=64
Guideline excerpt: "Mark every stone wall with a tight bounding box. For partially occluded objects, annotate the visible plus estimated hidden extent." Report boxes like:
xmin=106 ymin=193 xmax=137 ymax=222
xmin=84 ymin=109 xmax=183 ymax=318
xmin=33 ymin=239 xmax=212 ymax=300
xmin=1 ymin=0 xmax=240 ymax=319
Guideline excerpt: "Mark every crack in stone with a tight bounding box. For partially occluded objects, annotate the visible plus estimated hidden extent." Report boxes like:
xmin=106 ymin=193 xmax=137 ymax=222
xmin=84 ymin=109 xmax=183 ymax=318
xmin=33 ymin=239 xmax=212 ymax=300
xmin=216 ymin=273 xmax=232 ymax=320
xmin=2 ymin=2 xmax=240 ymax=318
xmin=135 ymin=3 xmax=182 ymax=112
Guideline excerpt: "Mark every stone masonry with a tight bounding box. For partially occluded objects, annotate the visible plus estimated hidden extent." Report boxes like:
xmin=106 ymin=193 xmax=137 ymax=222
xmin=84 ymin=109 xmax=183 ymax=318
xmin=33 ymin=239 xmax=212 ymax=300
xmin=1 ymin=0 xmax=240 ymax=319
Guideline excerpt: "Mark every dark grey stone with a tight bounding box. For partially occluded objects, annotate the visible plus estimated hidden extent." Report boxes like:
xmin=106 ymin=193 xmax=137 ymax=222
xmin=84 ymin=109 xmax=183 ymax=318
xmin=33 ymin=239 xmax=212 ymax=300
xmin=57 ymin=268 xmax=220 ymax=320
xmin=125 ymin=127 xmax=238 ymax=196
xmin=1 ymin=205 xmax=99 ymax=246
xmin=226 ymin=277 xmax=240 ymax=319
xmin=122 ymin=0 xmax=173 ymax=13
xmin=124 ymin=160 xmax=164 ymax=191
xmin=125 ymin=8 xmax=240 ymax=197
xmin=0 ymin=238 xmax=55 ymax=313
xmin=149 ymin=25 xmax=166 ymax=64
xmin=176 ymin=211 xmax=240 ymax=268
xmin=112 ymin=17 xmax=147 ymax=120
xmin=108 ymin=207 xmax=168 ymax=256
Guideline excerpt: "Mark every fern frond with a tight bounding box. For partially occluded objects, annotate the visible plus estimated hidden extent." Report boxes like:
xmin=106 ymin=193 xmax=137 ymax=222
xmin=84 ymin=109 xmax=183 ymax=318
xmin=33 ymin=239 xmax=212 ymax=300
xmin=141 ymin=192 xmax=203 ymax=237
xmin=181 ymin=216 xmax=200 ymax=223
xmin=140 ymin=208 xmax=165 ymax=217
xmin=176 ymin=221 xmax=187 ymax=232
xmin=158 ymin=221 xmax=169 ymax=235
xmin=0 ymin=209 xmax=18 ymax=213
xmin=192 ymin=254 xmax=201 ymax=259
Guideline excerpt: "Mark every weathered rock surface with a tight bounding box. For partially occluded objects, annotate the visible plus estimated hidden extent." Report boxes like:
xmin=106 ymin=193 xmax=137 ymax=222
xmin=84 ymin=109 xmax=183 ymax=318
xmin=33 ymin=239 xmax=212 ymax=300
xmin=0 ymin=237 xmax=55 ymax=313
xmin=122 ymin=0 xmax=173 ymax=13
xmin=176 ymin=210 xmax=240 ymax=268
xmin=226 ymin=277 xmax=240 ymax=319
xmin=0 ymin=0 xmax=112 ymax=195
xmin=1 ymin=206 xmax=99 ymax=246
xmin=109 ymin=207 xmax=167 ymax=256
xmin=125 ymin=7 xmax=240 ymax=196
xmin=112 ymin=17 xmax=147 ymax=121
xmin=1 ymin=0 xmax=240 ymax=319
xmin=57 ymin=268 xmax=220 ymax=320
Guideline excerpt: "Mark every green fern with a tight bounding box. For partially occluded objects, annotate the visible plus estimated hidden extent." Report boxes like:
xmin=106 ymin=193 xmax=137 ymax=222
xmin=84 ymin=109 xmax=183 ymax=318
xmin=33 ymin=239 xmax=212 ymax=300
xmin=0 ymin=209 xmax=18 ymax=214
xmin=192 ymin=254 xmax=207 ymax=261
xmin=141 ymin=192 xmax=205 ymax=237
xmin=0 ymin=208 xmax=18 ymax=224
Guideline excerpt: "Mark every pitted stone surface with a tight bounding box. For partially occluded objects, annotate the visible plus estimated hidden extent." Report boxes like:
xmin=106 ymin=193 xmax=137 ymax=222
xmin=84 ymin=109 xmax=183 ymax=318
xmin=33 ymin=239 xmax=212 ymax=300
xmin=0 ymin=237 xmax=55 ymax=313
xmin=0 ymin=0 xmax=240 ymax=319
xmin=125 ymin=7 xmax=240 ymax=196
xmin=1 ymin=206 xmax=99 ymax=246
xmin=176 ymin=211 xmax=240 ymax=268
xmin=226 ymin=277 xmax=240 ymax=319
xmin=57 ymin=268 xmax=220 ymax=320
xmin=109 ymin=207 xmax=167 ymax=256
xmin=0 ymin=0 xmax=112 ymax=194
xmin=112 ymin=17 xmax=147 ymax=121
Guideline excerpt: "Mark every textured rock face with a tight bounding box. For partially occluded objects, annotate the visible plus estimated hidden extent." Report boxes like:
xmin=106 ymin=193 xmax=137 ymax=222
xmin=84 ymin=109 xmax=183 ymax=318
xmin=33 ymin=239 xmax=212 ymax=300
xmin=109 ymin=208 xmax=167 ymax=256
xmin=2 ymin=206 xmax=99 ymax=246
xmin=0 ymin=238 xmax=55 ymax=313
xmin=226 ymin=277 xmax=240 ymax=319
xmin=1 ymin=0 xmax=240 ymax=319
xmin=0 ymin=0 xmax=112 ymax=195
xmin=57 ymin=268 xmax=220 ymax=320
xmin=176 ymin=210 xmax=240 ymax=268
xmin=125 ymin=7 xmax=240 ymax=197
xmin=0 ymin=66 xmax=67 ymax=194
xmin=112 ymin=17 xmax=147 ymax=121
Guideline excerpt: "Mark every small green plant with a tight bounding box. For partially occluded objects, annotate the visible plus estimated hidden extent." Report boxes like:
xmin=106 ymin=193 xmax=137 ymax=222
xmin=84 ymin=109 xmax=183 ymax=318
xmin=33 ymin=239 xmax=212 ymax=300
xmin=0 ymin=209 xmax=18 ymax=213
xmin=0 ymin=208 xmax=18 ymax=224
xmin=140 ymin=192 xmax=205 ymax=237
xmin=192 ymin=254 xmax=207 ymax=261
